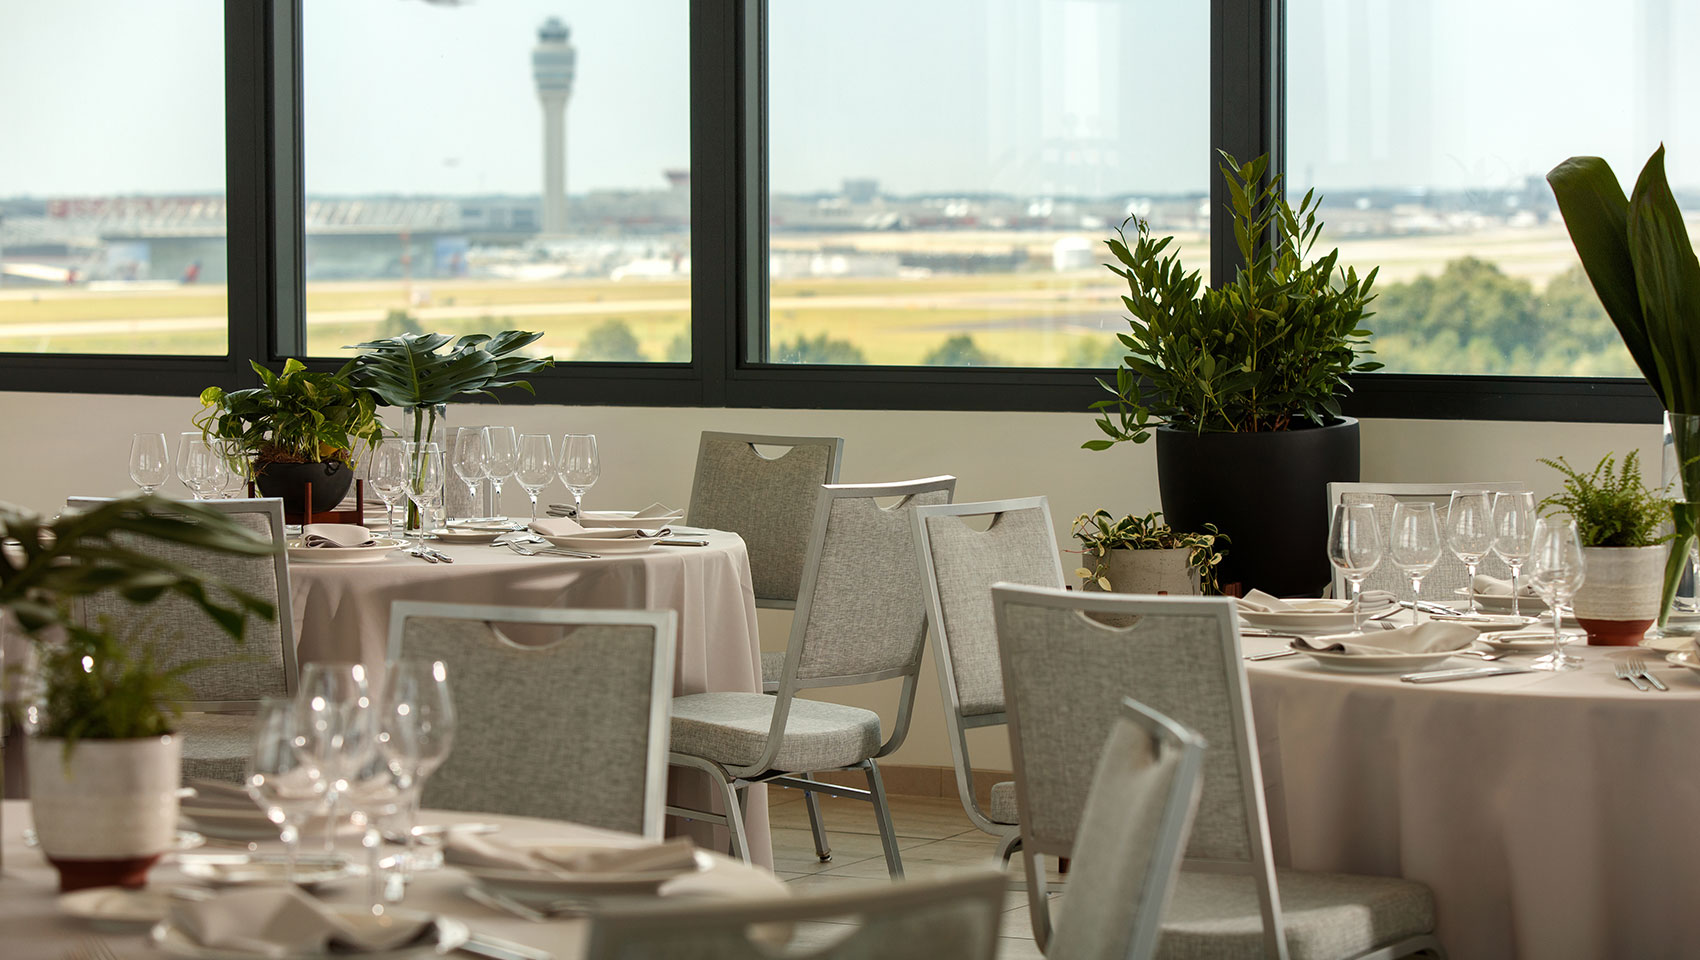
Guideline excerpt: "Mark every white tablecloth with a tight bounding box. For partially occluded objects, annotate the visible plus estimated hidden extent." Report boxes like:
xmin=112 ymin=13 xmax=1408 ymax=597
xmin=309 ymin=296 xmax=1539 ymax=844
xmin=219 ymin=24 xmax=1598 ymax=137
xmin=0 ymin=801 xmax=787 ymax=959
xmin=288 ymin=529 xmax=771 ymax=867
xmin=1244 ymin=635 xmax=1700 ymax=960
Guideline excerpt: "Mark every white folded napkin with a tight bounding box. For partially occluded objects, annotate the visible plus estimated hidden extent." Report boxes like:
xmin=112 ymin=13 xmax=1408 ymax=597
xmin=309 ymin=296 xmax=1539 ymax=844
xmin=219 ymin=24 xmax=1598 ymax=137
xmin=444 ymin=834 xmax=697 ymax=877
xmin=300 ymin=523 xmax=375 ymax=548
xmin=1472 ymin=574 xmax=1541 ymax=598
xmin=545 ymin=503 xmax=577 ymax=518
xmin=633 ymin=502 xmax=681 ymax=519
xmin=182 ymin=778 xmax=262 ymax=812
xmin=1239 ymin=590 xmax=1395 ymax=614
xmin=530 ymin=517 xmax=586 ymax=537
xmin=1292 ymin=621 xmax=1477 ymax=657
xmin=170 ymin=887 xmax=436 ymax=954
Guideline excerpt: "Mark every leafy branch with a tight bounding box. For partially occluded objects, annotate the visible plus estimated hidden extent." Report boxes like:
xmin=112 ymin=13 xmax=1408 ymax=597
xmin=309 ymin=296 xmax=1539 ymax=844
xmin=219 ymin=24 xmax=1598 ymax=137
xmin=1537 ymin=452 xmax=1669 ymax=548
xmin=1070 ymin=509 xmax=1229 ymax=595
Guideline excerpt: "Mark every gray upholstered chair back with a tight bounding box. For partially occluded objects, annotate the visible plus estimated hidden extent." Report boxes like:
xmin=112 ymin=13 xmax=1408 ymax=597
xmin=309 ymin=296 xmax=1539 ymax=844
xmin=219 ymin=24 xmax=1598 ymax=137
xmin=687 ymin=431 xmax=844 ymax=607
xmin=67 ymin=496 xmax=293 ymax=711
xmin=1049 ymin=698 xmax=1206 ymax=960
xmin=388 ymin=602 xmax=676 ymax=838
xmin=1328 ymin=481 xmax=1528 ymax=600
xmin=582 ymin=867 xmax=1008 ymax=960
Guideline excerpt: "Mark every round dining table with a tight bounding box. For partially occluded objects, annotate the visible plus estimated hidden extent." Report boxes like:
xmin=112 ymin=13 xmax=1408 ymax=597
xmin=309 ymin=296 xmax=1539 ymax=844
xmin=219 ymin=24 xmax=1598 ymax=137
xmin=286 ymin=527 xmax=771 ymax=867
xmin=0 ymin=801 xmax=788 ymax=959
xmin=1243 ymin=634 xmax=1700 ymax=960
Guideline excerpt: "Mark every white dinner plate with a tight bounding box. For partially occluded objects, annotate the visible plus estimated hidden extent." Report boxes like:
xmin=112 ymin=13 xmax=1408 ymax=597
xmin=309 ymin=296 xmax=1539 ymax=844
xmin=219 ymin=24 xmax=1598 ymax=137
xmin=151 ymin=907 xmax=467 ymax=960
xmin=1454 ymin=588 xmax=1549 ymax=613
xmin=457 ymin=846 xmax=710 ymax=898
xmin=578 ymin=510 xmax=685 ymax=530
xmin=1293 ymin=647 xmax=1465 ymax=674
xmin=427 ymin=526 xmax=503 ymax=544
xmin=1240 ymin=601 xmax=1393 ymax=634
xmin=176 ymin=855 xmax=359 ymax=890
xmin=285 ymin=537 xmax=405 ymax=563
xmin=536 ymin=532 xmax=664 ymax=554
xmin=1427 ymin=613 xmax=1540 ymax=631
xmin=1664 ymin=649 xmax=1700 ymax=675
xmin=1477 ymin=630 xmax=1570 ymax=651
xmin=448 ymin=517 xmax=524 ymax=531
xmin=59 ymin=886 xmax=176 ymax=928
xmin=1642 ymin=632 xmax=1700 ymax=653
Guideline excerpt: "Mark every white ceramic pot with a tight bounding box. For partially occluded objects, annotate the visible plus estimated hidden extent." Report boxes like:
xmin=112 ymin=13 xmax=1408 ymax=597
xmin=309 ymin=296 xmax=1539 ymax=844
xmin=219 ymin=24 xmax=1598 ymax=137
xmin=1087 ymin=547 xmax=1201 ymax=596
xmin=1572 ymin=544 xmax=1669 ymax=645
xmin=27 ymin=734 xmax=181 ymax=859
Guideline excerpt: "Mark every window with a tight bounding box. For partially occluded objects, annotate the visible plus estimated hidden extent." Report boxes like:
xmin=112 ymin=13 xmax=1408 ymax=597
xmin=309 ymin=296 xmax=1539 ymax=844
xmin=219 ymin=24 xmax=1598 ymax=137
xmin=301 ymin=1 xmax=691 ymax=363
xmin=0 ymin=0 xmax=228 ymax=356
xmin=1287 ymin=0 xmax=1700 ymax=378
xmin=762 ymin=0 xmax=1209 ymax=368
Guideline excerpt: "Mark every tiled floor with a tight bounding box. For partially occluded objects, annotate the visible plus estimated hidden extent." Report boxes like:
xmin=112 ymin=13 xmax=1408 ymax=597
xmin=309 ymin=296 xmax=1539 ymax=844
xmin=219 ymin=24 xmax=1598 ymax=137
xmin=766 ymin=788 xmax=1063 ymax=959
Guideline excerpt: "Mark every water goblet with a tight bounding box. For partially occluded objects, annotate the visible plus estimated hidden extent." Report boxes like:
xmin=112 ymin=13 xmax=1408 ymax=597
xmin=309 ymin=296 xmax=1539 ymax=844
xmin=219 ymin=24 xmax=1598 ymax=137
xmin=1529 ymin=516 xmax=1587 ymax=671
xmin=405 ymin=442 xmax=445 ymax=553
xmin=1327 ymin=502 xmax=1383 ymax=631
xmin=557 ymin=433 xmax=600 ymax=519
xmin=176 ymin=432 xmax=210 ymax=499
xmin=1447 ymin=491 xmax=1497 ymax=614
xmin=370 ymin=441 xmax=409 ymax=535
xmin=482 ymin=426 xmax=518 ymax=507
xmin=291 ymin=662 xmax=376 ymax=853
xmin=451 ymin=427 xmax=488 ymax=517
xmin=515 ymin=434 xmax=555 ymax=523
xmin=129 ymin=433 xmax=169 ymax=494
xmin=1390 ymin=501 xmax=1443 ymax=626
xmin=245 ymin=698 xmax=328 ymax=884
xmin=378 ymin=659 xmax=455 ymax=884
xmin=1493 ymin=492 xmax=1536 ymax=618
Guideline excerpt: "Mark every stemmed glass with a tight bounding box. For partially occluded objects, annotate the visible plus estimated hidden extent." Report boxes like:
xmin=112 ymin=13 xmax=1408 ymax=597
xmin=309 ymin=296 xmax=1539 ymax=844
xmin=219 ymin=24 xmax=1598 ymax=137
xmin=214 ymin=442 xmax=248 ymax=498
xmin=129 ymin=433 xmax=169 ymax=494
xmin=515 ymin=434 xmax=555 ymax=523
xmin=1446 ymin=491 xmax=1497 ymax=614
xmin=557 ymin=434 xmax=600 ymax=519
xmin=246 ymin=698 xmax=328 ymax=884
xmin=176 ymin=433 xmax=213 ymax=499
xmin=291 ymin=663 xmax=377 ymax=854
xmin=451 ymin=427 xmax=488 ymax=518
xmin=378 ymin=659 xmax=456 ymax=885
xmin=1327 ymin=503 xmax=1383 ymax=631
xmin=1492 ymin=492 xmax=1536 ymax=618
xmin=370 ymin=441 xmax=410 ymax=535
xmin=482 ymin=426 xmax=518 ymax=509
xmin=405 ymin=442 xmax=445 ymax=553
xmin=1390 ymin=501 xmax=1443 ymax=626
xmin=1529 ymin=516 xmax=1587 ymax=671
xmin=344 ymin=751 xmax=404 ymax=913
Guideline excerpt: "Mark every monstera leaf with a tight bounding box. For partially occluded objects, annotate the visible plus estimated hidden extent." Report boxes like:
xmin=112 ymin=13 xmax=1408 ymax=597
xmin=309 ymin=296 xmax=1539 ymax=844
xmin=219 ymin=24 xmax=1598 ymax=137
xmin=342 ymin=330 xmax=554 ymax=408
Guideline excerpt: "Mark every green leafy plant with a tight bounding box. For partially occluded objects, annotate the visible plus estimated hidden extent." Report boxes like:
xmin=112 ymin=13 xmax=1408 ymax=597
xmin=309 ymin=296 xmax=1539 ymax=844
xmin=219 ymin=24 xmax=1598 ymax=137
xmin=1538 ymin=452 xmax=1669 ymax=548
xmin=38 ymin=621 xmax=199 ymax=750
xmin=1084 ymin=151 xmax=1381 ymax=449
xmin=194 ymin=358 xmax=384 ymax=469
xmin=1071 ymin=509 xmax=1228 ymax=595
xmin=343 ymin=330 xmax=554 ymax=447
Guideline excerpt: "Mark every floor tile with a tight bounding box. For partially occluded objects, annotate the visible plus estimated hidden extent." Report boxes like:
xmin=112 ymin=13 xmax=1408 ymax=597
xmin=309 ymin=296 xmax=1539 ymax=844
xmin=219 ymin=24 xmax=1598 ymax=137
xmin=767 ymin=793 xmax=976 ymax=840
xmin=817 ymin=837 xmax=1016 ymax=880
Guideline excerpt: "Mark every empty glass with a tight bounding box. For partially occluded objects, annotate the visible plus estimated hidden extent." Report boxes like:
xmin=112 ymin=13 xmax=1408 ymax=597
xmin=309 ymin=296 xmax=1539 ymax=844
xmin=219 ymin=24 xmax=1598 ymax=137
xmin=291 ymin=662 xmax=377 ymax=853
xmin=1390 ymin=501 xmax=1443 ymax=626
xmin=1529 ymin=516 xmax=1587 ymax=671
xmin=482 ymin=426 xmax=519 ymax=507
xmin=557 ymin=433 xmax=600 ymax=519
xmin=1446 ymin=491 xmax=1497 ymax=614
xmin=1327 ymin=502 xmax=1383 ymax=631
xmin=129 ymin=433 xmax=170 ymax=494
xmin=370 ymin=441 xmax=409 ymax=535
xmin=451 ymin=427 xmax=488 ymax=515
xmin=405 ymin=442 xmax=445 ymax=553
xmin=245 ymin=698 xmax=328 ymax=884
xmin=378 ymin=659 xmax=456 ymax=883
xmin=176 ymin=432 xmax=214 ymax=499
xmin=515 ymin=434 xmax=555 ymax=523
xmin=1492 ymin=492 xmax=1537 ymax=618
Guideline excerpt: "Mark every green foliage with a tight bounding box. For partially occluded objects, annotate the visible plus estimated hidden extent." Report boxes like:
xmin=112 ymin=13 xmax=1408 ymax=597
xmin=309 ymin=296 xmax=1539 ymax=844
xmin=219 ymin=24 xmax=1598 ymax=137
xmin=1065 ymin=333 xmax=1130 ymax=369
xmin=1070 ymin=509 xmax=1228 ymax=595
xmin=922 ymin=334 xmax=1002 ymax=366
xmin=378 ymin=309 xmax=426 ymax=338
xmin=40 ymin=622 xmax=196 ymax=749
xmin=574 ymin=319 xmax=649 ymax=362
xmin=665 ymin=332 xmax=691 ymax=363
xmin=194 ymin=359 xmax=384 ymax=468
xmin=1086 ymin=151 xmax=1380 ymax=449
xmin=344 ymin=330 xmax=555 ymax=409
xmin=772 ymin=334 xmax=868 ymax=365
xmin=1537 ymin=452 xmax=1669 ymax=548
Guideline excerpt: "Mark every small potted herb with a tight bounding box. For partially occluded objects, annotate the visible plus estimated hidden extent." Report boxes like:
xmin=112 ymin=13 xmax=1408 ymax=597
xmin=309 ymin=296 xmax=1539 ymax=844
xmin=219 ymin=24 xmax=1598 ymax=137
xmin=1538 ymin=452 xmax=1669 ymax=645
xmin=1072 ymin=510 xmax=1228 ymax=596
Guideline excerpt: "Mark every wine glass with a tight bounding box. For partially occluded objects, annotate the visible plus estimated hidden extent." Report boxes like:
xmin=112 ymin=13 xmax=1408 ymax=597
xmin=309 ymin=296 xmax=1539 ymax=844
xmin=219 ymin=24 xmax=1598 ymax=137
xmin=1529 ymin=516 xmax=1587 ymax=671
xmin=1327 ymin=503 xmax=1383 ymax=631
xmin=245 ymin=698 xmax=328 ymax=884
xmin=1492 ymin=492 xmax=1536 ymax=618
xmin=451 ymin=427 xmax=488 ymax=518
xmin=176 ymin=432 xmax=210 ymax=499
xmin=1390 ymin=501 xmax=1443 ymax=626
xmin=129 ymin=433 xmax=169 ymax=494
xmin=370 ymin=441 xmax=409 ymax=535
xmin=405 ymin=442 xmax=445 ymax=553
xmin=214 ymin=442 xmax=248 ymax=498
xmin=515 ymin=434 xmax=555 ymax=523
xmin=482 ymin=426 xmax=518 ymax=508
xmin=344 ymin=750 xmax=404 ymax=913
xmin=557 ymin=433 xmax=600 ymax=519
xmin=378 ymin=659 xmax=456 ymax=883
xmin=1446 ymin=491 xmax=1497 ymax=614
xmin=291 ymin=662 xmax=377 ymax=853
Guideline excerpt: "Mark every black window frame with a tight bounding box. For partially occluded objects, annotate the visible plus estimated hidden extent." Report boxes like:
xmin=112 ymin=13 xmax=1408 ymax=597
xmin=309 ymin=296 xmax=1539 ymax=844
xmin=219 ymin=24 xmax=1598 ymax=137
xmin=0 ymin=0 xmax=1661 ymax=425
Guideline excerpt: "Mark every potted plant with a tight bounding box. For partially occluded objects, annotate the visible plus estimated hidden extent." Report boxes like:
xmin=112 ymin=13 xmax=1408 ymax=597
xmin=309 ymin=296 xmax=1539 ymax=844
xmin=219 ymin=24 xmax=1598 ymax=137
xmin=1083 ymin=152 xmax=1380 ymax=596
xmin=1549 ymin=146 xmax=1700 ymax=628
xmin=1 ymin=496 xmax=274 ymax=888
xmin=194 ymin=358 xmax=385 ymax=516
xmin=1072 ymin=510 xmax=1228 ymax=596
xmin=1537 ymin=453 xmax=1670 ymax=645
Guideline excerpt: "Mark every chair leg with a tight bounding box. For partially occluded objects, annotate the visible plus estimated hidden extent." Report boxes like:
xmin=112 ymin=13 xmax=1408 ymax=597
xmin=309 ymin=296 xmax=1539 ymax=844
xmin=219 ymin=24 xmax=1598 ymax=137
xmin=715 ymin=775 xmax=751 ymax=864
xmin=995 ymin=829 xmax=1021 ymax=864
xmin=1024 ymin=851 xmax=1054 ymax=951
xmin=861 ymin=760 xmax=904 ymax=879
xmin=802 ymin=784 xmax=833 ymax=862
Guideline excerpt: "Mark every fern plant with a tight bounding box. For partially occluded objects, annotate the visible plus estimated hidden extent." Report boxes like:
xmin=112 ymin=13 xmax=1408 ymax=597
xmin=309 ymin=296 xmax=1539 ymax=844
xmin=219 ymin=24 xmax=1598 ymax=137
xmin=38 ymin=621 xmax=201 ymax=752
xmin=1071 ymin=509 xmax=1228 ymax=595
xmin=1537 ymin=452 xmax=1668 ymax=548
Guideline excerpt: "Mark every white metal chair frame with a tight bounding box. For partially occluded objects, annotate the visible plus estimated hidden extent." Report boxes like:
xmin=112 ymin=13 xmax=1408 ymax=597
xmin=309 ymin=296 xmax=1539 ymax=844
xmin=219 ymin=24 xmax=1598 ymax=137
xmin=1325 ymin=481 xmax=1528 ymax=600
xmin=666 ymin=476 xmax=957 ymax=876
xmin=386 ymin=600 xmax=677 ymax=840
xmin=911 ymin=496 xmax=1064 ymax=863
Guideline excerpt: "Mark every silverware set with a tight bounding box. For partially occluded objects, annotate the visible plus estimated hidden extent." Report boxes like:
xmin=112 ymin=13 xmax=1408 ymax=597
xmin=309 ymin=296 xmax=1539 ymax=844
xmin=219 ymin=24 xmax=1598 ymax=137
xmin=503 ymin=539 xmax=601 ymax=560
xmin=407 ymin=545 xmax=455 ymax=564
xmin=1614 ymin=656 xmax=1669 ymax=692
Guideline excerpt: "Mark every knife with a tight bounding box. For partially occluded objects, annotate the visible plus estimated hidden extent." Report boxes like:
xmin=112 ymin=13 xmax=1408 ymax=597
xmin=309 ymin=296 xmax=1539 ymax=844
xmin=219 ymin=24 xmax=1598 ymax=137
xmin=1401 ymin=665 xmax=1533 ymax=683
xmin=457 ymin=932 xmax=555 ymax=960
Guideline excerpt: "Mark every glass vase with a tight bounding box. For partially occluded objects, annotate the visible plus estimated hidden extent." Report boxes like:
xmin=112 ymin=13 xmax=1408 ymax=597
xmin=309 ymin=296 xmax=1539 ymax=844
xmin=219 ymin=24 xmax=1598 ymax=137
xmin=402 ymin=405 xmax=447 ymax=535
xmin=1659 ymin=411 xmax=1700 ymax=629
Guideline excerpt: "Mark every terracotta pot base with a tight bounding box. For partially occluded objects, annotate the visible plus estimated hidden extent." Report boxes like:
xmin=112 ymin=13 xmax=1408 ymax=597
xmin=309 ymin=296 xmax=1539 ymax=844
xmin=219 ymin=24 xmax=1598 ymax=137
xmin=1577 ymin=617 xmax=1654 ymax=646
xmin=47 ymin=852 xmax=163 ymax=892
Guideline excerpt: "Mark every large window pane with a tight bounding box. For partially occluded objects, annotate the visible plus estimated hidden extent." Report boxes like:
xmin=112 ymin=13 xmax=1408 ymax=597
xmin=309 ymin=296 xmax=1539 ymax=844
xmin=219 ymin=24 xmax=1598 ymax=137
xmin=1288 ymin=0 xmax=1700 ymax=377
xmin=302 ymin=1 xmax=690 ymax=362
xmin=0 ymin=1 xmax=227 ymax=356
xmin=766 ymin=0 xmax=1208 ymax=368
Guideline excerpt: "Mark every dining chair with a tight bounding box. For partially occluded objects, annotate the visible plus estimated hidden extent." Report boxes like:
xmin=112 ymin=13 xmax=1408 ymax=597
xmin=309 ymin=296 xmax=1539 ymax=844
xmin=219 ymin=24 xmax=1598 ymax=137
xmin=388 ymin=601 xmax=676 ymax=838
xmin=666 ymin=475 xmax=956 ymax=876
xmin=582 ymin=866 xmax=1008 ymax=960
xmin=1327 ymin=481 xmax=1527 ymax=601
xmin=66 ymin=496 xmax=293 ymax=785
xmin=1046 ymin=697 xmax=1206 ymax=960
xmin=911 ymin=495 xmax=1065 ymax=862
xmin=992 ymin=583 xmax=1444 ymax=959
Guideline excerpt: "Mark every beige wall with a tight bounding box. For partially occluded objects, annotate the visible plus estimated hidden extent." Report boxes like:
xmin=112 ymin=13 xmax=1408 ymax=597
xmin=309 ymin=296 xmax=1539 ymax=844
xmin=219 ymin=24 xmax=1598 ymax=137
xmin=0 ymin=390 xmax=1664 ymax=771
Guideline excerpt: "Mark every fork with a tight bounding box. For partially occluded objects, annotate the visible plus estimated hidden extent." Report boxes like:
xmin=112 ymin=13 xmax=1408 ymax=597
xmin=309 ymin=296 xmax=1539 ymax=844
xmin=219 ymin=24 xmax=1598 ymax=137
xmin=1615 ymin=661 xmax=1651 ymax=692
xmin=61 ymin=939 xmax=120 ymax=960
xmin=1627 ymin=655 xmax=1668 ymax=691
xmin=405 ymin=547 xmax=441 ymax=563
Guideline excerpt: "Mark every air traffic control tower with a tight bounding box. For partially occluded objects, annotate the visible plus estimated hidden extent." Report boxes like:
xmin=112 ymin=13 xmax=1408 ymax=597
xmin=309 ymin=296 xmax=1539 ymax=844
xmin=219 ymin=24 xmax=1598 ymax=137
xmin=533 ymin=17 xmax=576 ymax=235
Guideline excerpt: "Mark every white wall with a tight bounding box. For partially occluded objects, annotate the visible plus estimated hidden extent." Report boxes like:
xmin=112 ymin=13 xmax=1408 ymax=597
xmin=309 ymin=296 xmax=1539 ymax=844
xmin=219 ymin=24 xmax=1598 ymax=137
xmin=0 ymin=391 xmax=1663 ymax=770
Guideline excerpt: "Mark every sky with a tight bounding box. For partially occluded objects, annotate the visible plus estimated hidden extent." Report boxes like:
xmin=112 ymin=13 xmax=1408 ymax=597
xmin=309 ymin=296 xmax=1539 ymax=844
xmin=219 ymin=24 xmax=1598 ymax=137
xmin=1 ymin=0 xmax=1696 ymax=201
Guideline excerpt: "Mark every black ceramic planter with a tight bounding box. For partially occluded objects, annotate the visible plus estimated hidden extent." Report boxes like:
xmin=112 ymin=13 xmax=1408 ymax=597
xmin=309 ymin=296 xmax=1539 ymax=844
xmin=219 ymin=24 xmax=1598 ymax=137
xmin=254 ymin=460 xmax=354 ymax=516
xmin=1155 ymin=418 xmax=1360 ymax=597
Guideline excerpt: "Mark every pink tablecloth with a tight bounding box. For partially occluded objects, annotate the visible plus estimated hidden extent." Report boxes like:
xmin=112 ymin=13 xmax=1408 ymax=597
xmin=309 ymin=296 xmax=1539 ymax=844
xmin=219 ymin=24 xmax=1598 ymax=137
xmin=1245 ymin=635 xmax=1700 ymax=960
xmin=288 ymin=529 xmax=771 ymax=867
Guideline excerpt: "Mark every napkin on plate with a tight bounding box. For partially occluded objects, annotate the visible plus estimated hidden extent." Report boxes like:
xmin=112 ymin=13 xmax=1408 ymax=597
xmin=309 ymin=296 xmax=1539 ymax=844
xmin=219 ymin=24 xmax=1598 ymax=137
xmin=632 ymin=502 xmax=681 ymax=519
xmin=300 ymin=523 xmax=376 ymax=548
xmin=183 ymin=779 xmax=262 ymax=812
xmin=530 ymin=517 xmax=586 ymax=537
xmin=170 ymin=887 xmax=436 ymax=955
xmin=445 ymin=833 xmax=697 ymax=877
xmin=1292 ymin=621 xmax=1477 ymax=657
xmin=1239 ymin=589 xmax=1395 ymax=614
xmin=1472 ymin=574 xmax=1541 ymax=598
xmin=545 ymin=503 xmax=577 ymax=518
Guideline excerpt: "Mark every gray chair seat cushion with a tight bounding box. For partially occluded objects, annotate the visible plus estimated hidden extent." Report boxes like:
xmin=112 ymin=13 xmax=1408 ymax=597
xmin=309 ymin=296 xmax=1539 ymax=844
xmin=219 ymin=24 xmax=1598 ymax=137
xmin=760 ymin=651 xmax=785 ymax=693
xmin=671 ymin=692 xmax=882 ymax=773
xmin=1154 ymin=868 xmax=1436 ymax=960
xmin=988 ymin=780 xmax=1018 ymax=825
xmin=176 ymin=712 xmax=257 ymax=785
